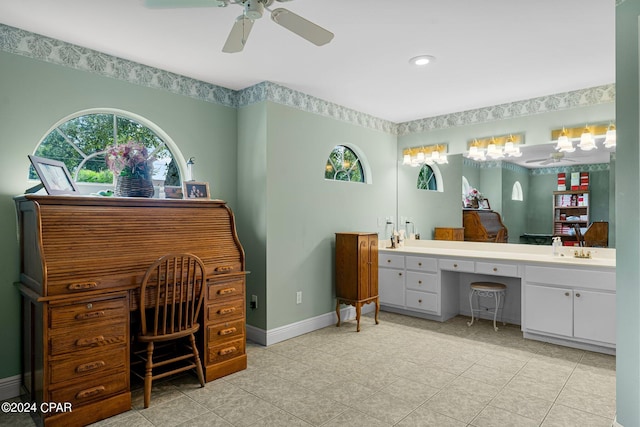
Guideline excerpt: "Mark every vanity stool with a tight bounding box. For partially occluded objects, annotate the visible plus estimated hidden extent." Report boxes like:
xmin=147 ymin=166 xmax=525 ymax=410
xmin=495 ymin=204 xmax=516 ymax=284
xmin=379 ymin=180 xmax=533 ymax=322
xmin=467 ymin=282 xmax=507 ymax=331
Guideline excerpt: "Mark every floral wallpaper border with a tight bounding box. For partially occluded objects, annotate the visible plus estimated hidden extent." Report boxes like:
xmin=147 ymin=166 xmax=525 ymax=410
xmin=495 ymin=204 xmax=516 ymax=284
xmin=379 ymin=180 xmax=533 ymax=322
xmin=0 ymin=23 xmax=615 ymax=137
xmin=463 ymin=157 xmax=610 ymax=176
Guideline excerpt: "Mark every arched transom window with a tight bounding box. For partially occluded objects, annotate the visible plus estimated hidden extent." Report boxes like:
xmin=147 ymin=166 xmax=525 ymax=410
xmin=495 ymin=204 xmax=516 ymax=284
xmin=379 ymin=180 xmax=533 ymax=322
xmin=31 ymin=111 xmax=182 ymax=186
xmin=324 ymin=145 xmax=365 ymax=183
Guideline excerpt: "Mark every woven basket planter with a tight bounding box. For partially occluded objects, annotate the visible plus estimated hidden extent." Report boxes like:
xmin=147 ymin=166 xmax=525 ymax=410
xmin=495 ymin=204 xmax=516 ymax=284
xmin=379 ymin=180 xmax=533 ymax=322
xmin=115 ymin=176 xmax=154 ymax=198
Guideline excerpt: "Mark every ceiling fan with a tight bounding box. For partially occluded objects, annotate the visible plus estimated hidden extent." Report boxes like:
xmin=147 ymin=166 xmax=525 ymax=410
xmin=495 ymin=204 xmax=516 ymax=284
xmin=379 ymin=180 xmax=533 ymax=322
xmin=525 ymin=151 xmax=577 ymax=166
xmin=144 ymin=0 xmax=334 ymax=53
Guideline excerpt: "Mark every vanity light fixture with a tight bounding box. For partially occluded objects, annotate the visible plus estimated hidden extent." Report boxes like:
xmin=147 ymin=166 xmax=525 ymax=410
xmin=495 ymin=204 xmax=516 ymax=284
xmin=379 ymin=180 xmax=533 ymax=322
xmin=578 ymin=125 xmax=596 ymax=151
xmin=402 ymin=144 xmax=448 ymax=167
xmin=604 ymin=123 xmax=617 ymax=148
xmin=551 ymin=123 xmax=615 ymax=152
xmin=465 ymin=133 xmax=524 ymax=161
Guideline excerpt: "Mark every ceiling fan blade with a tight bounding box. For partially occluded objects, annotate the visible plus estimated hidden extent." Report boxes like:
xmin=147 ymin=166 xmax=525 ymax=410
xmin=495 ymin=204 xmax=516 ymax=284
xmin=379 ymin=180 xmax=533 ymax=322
xmin=222 ymin=16 xmax=254 ymax=53
xmin=525 ymin=158 xmax=548 ymax=164
xmin=540 ymin=159 xmax=554 ymax=165
xmin=145 ymin=0 xmax=228 ymax=8
xmin=270 ymin=8 xmax=334 ymax=46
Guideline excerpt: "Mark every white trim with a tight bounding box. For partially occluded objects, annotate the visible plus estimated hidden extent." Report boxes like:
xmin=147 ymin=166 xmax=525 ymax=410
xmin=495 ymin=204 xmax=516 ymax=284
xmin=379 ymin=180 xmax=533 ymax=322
xmin=0 ymin=375 xmax=22 ymax=400
xmin=613 ymin=415 xmax=622 ymax=426
xmin=246 ymin=304 xmax=376 ymax=346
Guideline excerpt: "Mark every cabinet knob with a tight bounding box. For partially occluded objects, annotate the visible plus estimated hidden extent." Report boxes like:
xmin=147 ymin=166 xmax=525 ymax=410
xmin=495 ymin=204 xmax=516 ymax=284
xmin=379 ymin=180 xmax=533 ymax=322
xmin=418 ymin=299 xmax=422 ymax=303
xmin=564 ymin=292 xmax=570 ymax=297
xmin=398 ymin=272 xmax=402 ymax=276
xmin=387 ymin=259 xmax=391 ymax=263
xmin=418 ymin=280 xmax=422 ymax=284
xmin=453 ymin=264 xmax=458 ymax=268
xmin=575 ymin=293 xmax=581 ymax=298
xmin=418 ymin=262 xmax=422 ymax=266
xmin=493 ymin=267 xmax=498 ymax=272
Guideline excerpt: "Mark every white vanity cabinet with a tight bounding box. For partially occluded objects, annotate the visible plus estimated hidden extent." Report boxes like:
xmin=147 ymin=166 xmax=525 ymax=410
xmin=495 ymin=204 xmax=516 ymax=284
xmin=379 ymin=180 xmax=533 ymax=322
xmin=405 ymin=256 xmax=439 ymax=314
xmin=523 ymin=265 xmax=616 ymax=349
xmin=378 ymin=254 xmax=405 ymax=307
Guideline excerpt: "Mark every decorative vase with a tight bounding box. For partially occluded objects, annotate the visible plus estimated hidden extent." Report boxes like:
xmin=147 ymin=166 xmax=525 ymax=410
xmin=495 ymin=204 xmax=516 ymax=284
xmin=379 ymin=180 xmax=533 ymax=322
xmin=115 ymin=176 xmax=154 ymax=198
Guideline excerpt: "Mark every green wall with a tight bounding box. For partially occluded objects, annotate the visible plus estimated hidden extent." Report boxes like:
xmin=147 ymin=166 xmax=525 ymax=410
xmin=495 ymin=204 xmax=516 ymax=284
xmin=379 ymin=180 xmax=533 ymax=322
xmin=0 ymin=51 xmax=237 ymax=379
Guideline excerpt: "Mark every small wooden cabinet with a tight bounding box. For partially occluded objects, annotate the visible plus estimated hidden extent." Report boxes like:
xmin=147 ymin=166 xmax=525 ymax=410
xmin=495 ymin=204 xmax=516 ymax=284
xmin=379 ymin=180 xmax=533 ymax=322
xmin=335 ymin=232 xmax=380 ymax=332
xmin=434 ymin=227 xmax=464 ymax=241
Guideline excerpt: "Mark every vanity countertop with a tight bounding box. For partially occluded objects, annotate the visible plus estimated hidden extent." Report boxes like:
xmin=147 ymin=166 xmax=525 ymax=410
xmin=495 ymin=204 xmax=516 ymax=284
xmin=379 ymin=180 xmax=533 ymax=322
xmin=379 ymin=240 xmax=615 ymax=268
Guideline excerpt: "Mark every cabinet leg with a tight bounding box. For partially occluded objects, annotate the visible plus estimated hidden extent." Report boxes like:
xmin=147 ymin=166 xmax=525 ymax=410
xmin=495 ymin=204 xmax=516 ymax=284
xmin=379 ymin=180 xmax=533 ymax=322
xmin=356 ymin=303 xmax=361 ymax=332
xmin=335 ymin=299 xmax=341 ymax=327
xmin=374 ymin=297 xmax=380 ymax=325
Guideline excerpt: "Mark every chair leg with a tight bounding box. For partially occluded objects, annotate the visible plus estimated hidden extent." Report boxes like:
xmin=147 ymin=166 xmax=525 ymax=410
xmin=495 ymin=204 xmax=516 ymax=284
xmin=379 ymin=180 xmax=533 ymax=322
xmin=467 ymin=289 xmax=475 ymax=327
xmin=144 ymin=342 xmax=154 ymax=409
xmin=189 ymin=334 xmax=205 ymax=387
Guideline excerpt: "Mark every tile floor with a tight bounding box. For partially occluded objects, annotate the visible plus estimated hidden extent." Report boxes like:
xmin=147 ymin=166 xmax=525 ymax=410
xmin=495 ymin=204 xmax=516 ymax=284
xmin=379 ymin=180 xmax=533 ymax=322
xmin=3 ymin=311 xmax=616 ymax=426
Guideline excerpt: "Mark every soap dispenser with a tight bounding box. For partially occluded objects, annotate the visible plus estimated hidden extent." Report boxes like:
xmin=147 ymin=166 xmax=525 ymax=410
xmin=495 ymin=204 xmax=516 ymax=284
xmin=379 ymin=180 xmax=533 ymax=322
xmin=552 ymin=237 xmax=561 ymax=256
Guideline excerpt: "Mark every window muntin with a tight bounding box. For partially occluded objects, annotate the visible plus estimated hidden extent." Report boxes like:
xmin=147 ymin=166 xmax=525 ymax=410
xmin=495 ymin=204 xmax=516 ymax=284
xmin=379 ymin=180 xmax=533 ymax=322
xmin=32 ymin=112 xmax=180 ymax=185
xmin=324 ymin=145 xmax=364 ymax=183
xmin=417 ymin=164 xmax=437 ymax=191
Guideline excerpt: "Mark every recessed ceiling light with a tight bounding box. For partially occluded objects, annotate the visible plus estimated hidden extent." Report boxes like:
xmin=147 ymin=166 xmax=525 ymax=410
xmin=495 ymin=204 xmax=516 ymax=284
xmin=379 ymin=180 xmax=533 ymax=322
xmin=409 ymin=55 xmax=436 ymax=67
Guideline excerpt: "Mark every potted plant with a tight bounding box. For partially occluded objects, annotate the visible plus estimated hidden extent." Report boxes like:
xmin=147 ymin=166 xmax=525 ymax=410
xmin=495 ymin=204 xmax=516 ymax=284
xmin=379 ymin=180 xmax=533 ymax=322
xmin=106 ymin=141 xmax=155 ymax=197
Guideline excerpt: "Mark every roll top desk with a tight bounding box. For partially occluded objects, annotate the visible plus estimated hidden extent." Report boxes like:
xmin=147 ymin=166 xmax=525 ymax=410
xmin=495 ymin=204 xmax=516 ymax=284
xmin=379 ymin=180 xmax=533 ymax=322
xmin=15 ymin=195 xmax=246 ymax=427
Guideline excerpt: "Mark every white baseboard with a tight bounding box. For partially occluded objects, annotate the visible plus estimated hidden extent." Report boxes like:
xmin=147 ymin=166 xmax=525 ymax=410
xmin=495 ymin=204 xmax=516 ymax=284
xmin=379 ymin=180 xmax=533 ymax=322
xmin=246 ymin=304 xmax=375 ymax=346
xmin=0 ymin=375 xmax=21 ymax=400
xmin=612 ymin=415 xmax=622 ymax=427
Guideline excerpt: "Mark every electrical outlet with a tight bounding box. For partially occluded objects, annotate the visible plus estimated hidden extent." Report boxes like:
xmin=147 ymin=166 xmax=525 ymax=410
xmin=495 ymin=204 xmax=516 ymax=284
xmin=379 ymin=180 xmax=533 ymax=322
xmin=250 ymin=294 xmax=258 ymax=310
xmin=296 ymin=291 xmax=302 ymax=304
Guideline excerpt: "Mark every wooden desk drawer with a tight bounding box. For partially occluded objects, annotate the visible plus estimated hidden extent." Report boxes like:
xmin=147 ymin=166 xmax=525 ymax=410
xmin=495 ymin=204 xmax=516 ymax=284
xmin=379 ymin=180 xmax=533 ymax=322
xmin=50 ymin=346 xmax=127 ymax=385
xmin=207 ymin=299 xmax=244 ymax=323
xmin=49 ymin=323 xmax=127 ymax=356
xmin=207 ymin=319 xmax=245 ymax=343
xmin=207 ymin=279 xmax=245 ymax=303
xmin=475 ymin=261 xmax=519 ymax=277
xmin=49 ymin=297 xmax=127 ymax=329
xmin=207 ymin=338 xmax=245 ymax=365
xmin=49 ymin=372 xmax=127 ymax=407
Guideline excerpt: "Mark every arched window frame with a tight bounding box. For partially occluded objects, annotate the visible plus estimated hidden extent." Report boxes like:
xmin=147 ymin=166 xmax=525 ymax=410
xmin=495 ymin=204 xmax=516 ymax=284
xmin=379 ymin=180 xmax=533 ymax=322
xmin=512 ymin=181 xmax=524 ymax=201
xmin=416 ymin=164 xmax=444 ymax=192
xmin=324 ymin=144 xmax=372 ymax=184
xmin=31 ymin=108 xmax=187 ymax=192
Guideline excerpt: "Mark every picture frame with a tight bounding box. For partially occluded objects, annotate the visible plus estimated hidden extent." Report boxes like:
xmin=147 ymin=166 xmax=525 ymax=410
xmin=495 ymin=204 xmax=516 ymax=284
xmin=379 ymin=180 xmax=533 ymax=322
xmin=28 ymin=155 xmax=79 ymax=195
xmin=479 ymin=199 xmax=491 ymax=209
xmin=184 ymin=181 xmax=210 ymax=199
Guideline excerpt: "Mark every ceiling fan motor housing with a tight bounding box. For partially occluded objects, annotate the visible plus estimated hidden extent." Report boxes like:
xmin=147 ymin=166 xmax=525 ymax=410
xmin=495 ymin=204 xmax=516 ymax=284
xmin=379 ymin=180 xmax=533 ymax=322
xmin=244 ymin=0 xmax=265 ymax=19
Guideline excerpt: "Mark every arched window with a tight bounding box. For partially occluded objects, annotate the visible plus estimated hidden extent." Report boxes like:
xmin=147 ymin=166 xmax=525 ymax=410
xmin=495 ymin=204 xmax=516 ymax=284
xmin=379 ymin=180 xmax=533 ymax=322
xmin=324 ymin=145 xmax=365 ymax=183
xmin=417 ymin=164 xmax=437 ymax=190
xmin=512 ymin=181 xmax=524 ymax=201
xmin=31 ymin=110 xmax=183 ymax=188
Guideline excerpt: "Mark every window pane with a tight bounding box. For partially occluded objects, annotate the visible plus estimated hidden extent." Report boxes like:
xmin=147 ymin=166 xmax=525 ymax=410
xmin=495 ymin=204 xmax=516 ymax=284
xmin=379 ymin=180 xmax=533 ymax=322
xmin=417 ymin=165 xmax=437 ymax=190
xmin=324 ymin=145 xmax=364 ymax=183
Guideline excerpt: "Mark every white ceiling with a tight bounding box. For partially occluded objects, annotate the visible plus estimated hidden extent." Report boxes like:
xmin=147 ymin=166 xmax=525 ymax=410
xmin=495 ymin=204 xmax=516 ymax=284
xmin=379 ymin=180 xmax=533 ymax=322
xmin=0 ymin=0 xmax=615 ymax=125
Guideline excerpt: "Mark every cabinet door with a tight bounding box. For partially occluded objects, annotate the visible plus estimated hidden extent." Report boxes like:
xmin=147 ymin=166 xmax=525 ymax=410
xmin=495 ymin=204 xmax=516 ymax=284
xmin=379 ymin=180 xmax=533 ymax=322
xmin=524 ymin=284 xmax=573 ymax=337
xmin=367 ymin=235 xmax=378 ymax=298
xmin=573 ymin=289 xmax=616 ymax=345
xmin=378 ymin=268 xmax=404 ymax=307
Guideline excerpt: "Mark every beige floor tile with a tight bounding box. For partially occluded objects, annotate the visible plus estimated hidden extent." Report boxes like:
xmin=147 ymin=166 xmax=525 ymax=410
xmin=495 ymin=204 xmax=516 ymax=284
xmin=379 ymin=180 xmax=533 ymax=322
xmin=541 ymin=404 xmax=613 ymax=426
xmin=246 ymin=410 xmax=312 ymax=427
xmin=278 ymin=391 xmax=347 ymax=426
xmin=379 ymin=377 xmax=440 ymax=406
xmin=138 ymin=396 xmax=209 ymax=427
xmin=556 ymin=386 xmax=616 ymax=419
xmin=395 ymin=405 xmax=467 ymax=427
xmin=505 ymin=373 xmax=565 ymax=401
xmin=211 ymin=392 xmax=280 ymax=427
xmin=350 ymin=390 xmax=421 ymax=425
xmin=564 ymin=367 xmax=616 ymax=397
xmin=320 ymin=409 xmax=392 ymax=427
xmin=489 ymin=389 xmax=553 ymax=423
xmin=460 ymin=363 xmax=517 ymax=387
xmin=174 ymin=412 xmax=233 ymax=427
xmin=424 ymin=390 xmax=487 ymax=424
xmin=317 ymin=378 xmax=377 ymax=406
xmin=471 ymin=405 xmax=540 ymax=427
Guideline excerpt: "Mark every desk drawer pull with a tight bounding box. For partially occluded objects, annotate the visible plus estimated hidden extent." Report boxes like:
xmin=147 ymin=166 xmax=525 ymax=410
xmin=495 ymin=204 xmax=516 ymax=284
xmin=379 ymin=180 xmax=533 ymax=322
xmin=218 ymin=307 xmax=236 ymax=315
xmin=215 ymin=266 xmax=234 ymax=273
xmin=75 ymin=311 xmax=105 ymax=321
xmin=76 ymin=385 xmax=105 ymax=400
xmin=76 ymin=336 xmax=105 ymax=347
xmin=76 ymin=360 xmax=106 ymax=373
xmin=68 ymin=282 xmax=98 ymax=291
xmin=218 ymin=288 xmax=236 ymax=295
xmin=218 ymin=346 xmax=237 ymax=356
xmin=219 ymin=327 xmax=237 ymax=336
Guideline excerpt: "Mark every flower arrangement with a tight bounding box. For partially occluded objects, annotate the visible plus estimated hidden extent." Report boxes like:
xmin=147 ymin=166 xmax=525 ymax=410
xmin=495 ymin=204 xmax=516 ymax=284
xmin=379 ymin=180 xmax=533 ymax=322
xmin=464 ymin=187 xmax=484 ymax=206
xmin=105 ymin=141 xmax=154 ymax=180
